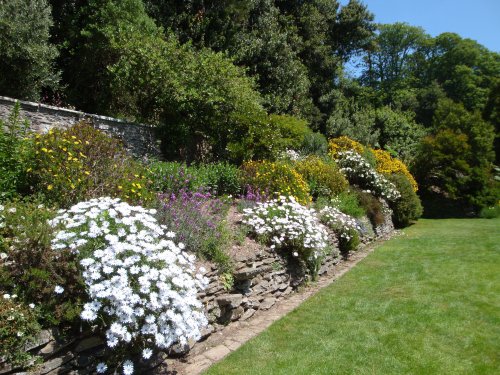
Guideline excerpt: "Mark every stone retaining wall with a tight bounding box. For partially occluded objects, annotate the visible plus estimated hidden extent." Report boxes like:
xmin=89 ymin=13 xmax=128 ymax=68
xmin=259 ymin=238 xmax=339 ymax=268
xmin=0 ymin=96 xmax=161 ymax=158
xmin=1 ymin=206 xmax=394 ymax=375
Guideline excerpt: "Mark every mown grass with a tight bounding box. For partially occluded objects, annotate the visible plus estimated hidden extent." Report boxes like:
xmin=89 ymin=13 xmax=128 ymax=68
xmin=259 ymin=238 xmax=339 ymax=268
xmin=205 ymin=218 xmax=500 ymax=375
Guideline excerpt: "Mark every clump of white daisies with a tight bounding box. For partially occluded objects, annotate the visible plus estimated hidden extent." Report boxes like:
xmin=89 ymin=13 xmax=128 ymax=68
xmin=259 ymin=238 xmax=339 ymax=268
xmin=242 ymin=196 xmax=331 ymax=279
xmin=336 ymin=150 xmax=401 ymax=202
xmin=49 ymin=197 xmax=208 ymax=374
xmin=319 ymin=206 xmax=362 ymax=253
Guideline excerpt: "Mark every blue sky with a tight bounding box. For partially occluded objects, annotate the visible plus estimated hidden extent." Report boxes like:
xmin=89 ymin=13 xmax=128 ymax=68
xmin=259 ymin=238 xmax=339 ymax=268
xmin=341 ymin=0 xmax=500 ymax=52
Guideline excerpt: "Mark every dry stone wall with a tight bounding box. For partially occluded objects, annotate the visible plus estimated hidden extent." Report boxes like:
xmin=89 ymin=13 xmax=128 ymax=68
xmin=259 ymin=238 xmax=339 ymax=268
xmin=0 ymin=96 xmax=161 ymax=158
xmin=1 ymin=206 xmax=394 ymax=375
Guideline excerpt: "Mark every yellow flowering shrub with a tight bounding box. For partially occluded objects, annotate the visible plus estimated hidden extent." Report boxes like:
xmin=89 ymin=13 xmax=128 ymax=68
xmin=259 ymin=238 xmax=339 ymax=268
xmin=241 ymin=160 xmax=311 ymax=205
xmin=294 ymin=156 xmax=348 ymax=199
xmin=27 ymin=122 xmax=153 ymax=207
xmin=328 ymin=136 xmax=364 ymax=159
xmin=373 ymin=149 xmax=418 ymax=192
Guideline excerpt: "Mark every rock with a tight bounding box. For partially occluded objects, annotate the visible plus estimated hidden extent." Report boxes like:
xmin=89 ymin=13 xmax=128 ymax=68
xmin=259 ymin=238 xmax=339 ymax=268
xmin=230 ymin=306 xmax=245 ymax=321
xmin=234 ymin=279 xmax=252 ymax=294
xmin=37 ymin=354 xmax=74 ymax=375
xmin=233 ymin=265 xmax=272 ymax=281
xmin=204 ymin=345 xmax=231 ymax=362
xmin=74 ymin=337 xmax=104 ymax=353
xmin=259 ymin=297 xmax=276 ymax=310
xmin=199 ymin=325 xmax=215 ymax=340
xmin=278 ymin=282 xmax=289 ymax=291
xmin=208 ymin=306 xmax=221 ymax=323
xmin=216 ymin=294 xmax=243 ymax=308
xmin=25 ymin=329 xmax=54 ymax=352
xmin=241 ymin=309 xmax=256 ymax=321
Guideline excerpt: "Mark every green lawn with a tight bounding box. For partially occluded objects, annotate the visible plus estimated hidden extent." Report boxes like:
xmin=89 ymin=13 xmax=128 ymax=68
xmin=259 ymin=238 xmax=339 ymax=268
xmin=205 ymin=219 xmax=500 ymax=375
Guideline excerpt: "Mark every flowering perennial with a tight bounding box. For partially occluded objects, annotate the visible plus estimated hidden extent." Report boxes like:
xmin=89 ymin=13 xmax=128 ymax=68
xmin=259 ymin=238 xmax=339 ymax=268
xmin=320 ymin=206 xmax=361 ymax=243
xmin=242 ymin=196 xmax=330 ymax=277
xmin=336 ymin=151 xmax=401 ymax=202
xmin=49 ymin=197 xmax=208 ymax=374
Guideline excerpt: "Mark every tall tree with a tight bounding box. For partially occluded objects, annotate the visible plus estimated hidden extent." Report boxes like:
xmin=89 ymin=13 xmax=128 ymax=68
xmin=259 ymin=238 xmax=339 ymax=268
xmin=0 ymin=0 xmax=59 ymax=100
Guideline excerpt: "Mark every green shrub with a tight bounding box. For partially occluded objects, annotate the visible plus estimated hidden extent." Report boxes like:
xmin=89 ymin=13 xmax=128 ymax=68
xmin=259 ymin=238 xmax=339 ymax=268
xmin=268 ymin=114 xmax=312 ymax=151
xmin=147 ymin=161 xmax=242 ymax=196
xmin=0 ymin=103 xmax=32 ymax=200
xmin=479 ymin=205 xmax=500 ymax=219
xmin=330 ymin=191 xmax=367 ymax=218
xmin=27 ymin=122 xmax=153 ymax=207
xmin=240 ymin=160 xmax=311 ymax=205
xmin=355 ymin=190 xmax=386 ymax=227
xmin=0 ymin=200 xmax=85 ymax=326
xmin=227 ymin=114 xmax=313 ymax=163
xmin=193 ymin=163 xmax=242 ymax=195
xmin=0 ymin=297 xmax=41 ymax=368
xmin=301 ymin=132 xmax=328 ymax=156
xmin=387 ymin=173 xmax=423 ymax=227
xmin=294 ymin=156 xmax=348 ymax=199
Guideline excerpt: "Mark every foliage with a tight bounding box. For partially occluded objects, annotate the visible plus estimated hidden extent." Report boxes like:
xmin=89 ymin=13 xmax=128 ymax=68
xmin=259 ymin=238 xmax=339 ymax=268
xmin=0 ymin=200 xmax=85 ymax=326
xmin=413 ymin=98 xmax=496 ymax=210
xmin=50 ymin=197 xmax=208 ymax=374
xmin=0 ymin=0 xmax=59 ymax=100
xmin=26 ymin=122 xmax=153 ymax=207
xmin=53 ymin=0 xmax=159 ymax=112
xmin=155 ymin=191 xmax=232 ymax=273
xmin=320 ymin=206 xmax=361 ymax=254
xmin=387 ymin=173 xmax=423 ymax=228
xmin=0 ymin=103 xmax=31 ymax=200
xmin=479 ymin=204 xmax=500 ymax=219
xmin=326 ymin=98 xmax=379 ymax=146
xmin=354 ymin=190 xmax=386 ymax=227
xmin=300 ymin=132 xmax=328 ymax=156
xmin=147 ymin=161 xmax=242 ymax=196
xmin=336 ymin=151 xmax=401 ymax=202
xmin=230 ymin=0 xmax=314 ymax=118
xmin=374 ymin=106 xmax=426 ymax=163
xmin=0 ymin=296 xmax=41 ymax=367
xmin=373 ymin=149 xmax=418 ymax=191
xmin=107 ymin=26 xmax=266 ymax=162
xmin=328 ymin=136 xmax=365 ymax=159
xmin=240 ymin=161 xmax=311 ymax=205
xmin=242 ymin=196 xmax=330 ymax=280
xmin=319 ymin=191 xmax=366 ymax=219
xmin=294 ymin=156 xmax=348 ymax=199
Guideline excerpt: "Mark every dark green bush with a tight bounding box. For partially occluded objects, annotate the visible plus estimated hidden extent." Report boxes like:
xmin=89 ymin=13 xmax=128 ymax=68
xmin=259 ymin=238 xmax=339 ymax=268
xmin=331 ymin=191 xmax=367 ymax=218
xmin=0 ymin=200 xmax=85 ymax=326
xmin=147 ymin=161 xmax=241 ymax=195
xmin=479 ymin=205 xmax=500 ymax=219
xmin=355 ymin=190 xmax=386 ymax=226
xmin=301 ymin=132 xmax=328 ymax=156
xmin=338 ymin=228 xmax=361 ymax=254
xmin=0 ymin=103 xmax=32 ymax=200
xmin=387 ymin=173 xmax=423 ymax=227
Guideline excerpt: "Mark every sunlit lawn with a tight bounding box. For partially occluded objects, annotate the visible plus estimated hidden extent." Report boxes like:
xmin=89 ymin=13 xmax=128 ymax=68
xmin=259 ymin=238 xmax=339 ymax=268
xmin=205 ymin=218 xmax=500 ymax=374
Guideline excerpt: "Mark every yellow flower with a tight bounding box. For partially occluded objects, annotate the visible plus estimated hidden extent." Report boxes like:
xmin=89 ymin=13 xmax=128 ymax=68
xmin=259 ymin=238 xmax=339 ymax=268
xmin=47 ymin=185 xmax=53 ymax=191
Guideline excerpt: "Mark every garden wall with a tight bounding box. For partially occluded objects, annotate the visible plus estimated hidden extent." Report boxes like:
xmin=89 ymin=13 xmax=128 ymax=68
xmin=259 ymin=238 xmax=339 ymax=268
xmin=1 ymin=207 xmax=394 ymax=375
xmin=0 ymin=96 xmax=161 ymax=158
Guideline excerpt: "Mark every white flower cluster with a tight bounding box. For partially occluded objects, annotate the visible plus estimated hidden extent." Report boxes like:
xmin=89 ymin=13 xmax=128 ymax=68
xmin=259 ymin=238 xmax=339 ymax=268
xmin=242 ymin=196 xmax=329 ymax=260
xmin=278 ymin=148 xmax=303 ymax=161
xmin=336 ymin=151 xmax=401 ymax=201
xmin=49 ymin=197 xmax=208 ymax=374
xmin=320 ymin=206 xmax=361 ymax=242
